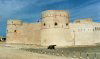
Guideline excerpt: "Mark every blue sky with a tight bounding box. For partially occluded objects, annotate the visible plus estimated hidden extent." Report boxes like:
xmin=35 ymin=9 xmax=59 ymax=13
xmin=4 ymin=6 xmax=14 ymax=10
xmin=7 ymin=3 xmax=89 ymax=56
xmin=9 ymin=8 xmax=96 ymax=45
xmin=0 ymin=0 xmax=100 ymax=36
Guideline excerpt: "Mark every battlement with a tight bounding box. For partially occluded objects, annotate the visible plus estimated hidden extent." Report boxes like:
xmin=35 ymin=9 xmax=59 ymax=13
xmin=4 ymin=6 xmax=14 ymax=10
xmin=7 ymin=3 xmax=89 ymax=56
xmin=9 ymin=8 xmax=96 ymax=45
xmin=7 ymin=20 xmax=22 ymax=25
xmin=74 ymin=18 xmax=92 ymax=23
xmin=42 ymin=10 xmax=69 ymax=18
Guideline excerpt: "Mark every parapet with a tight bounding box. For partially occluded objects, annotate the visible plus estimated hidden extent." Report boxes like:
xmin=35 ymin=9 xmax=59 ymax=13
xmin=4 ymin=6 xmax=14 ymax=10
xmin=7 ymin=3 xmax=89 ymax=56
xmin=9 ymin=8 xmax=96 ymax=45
xmin=41 ymin=10 xmax=69 ymax=18
xmin=74 ymin=18 xmax=92 ymax=23
xmin=7 ymin=20 xmax=22 ymax=25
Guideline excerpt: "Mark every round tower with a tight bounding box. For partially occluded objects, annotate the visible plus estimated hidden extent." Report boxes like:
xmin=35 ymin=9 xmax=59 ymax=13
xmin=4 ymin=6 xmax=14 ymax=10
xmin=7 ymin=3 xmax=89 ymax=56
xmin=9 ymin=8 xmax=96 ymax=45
xmin=41 ymin=10 xmax=73 ymax=47
xmin=41 ymin=10 xmax=69 ymax=28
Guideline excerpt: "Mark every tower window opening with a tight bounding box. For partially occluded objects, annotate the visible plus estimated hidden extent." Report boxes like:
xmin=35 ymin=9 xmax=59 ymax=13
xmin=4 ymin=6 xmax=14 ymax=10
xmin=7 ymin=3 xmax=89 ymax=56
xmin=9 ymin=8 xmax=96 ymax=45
xmin=14 ymin=30 xmax=17 ymax=32
xmin=44 ymin=23 xmax=46 ymax=26
xmin=55 ymin=22 xmax=57 ymax=26
xmin=66 ymin=23 xmax=68 ymax=26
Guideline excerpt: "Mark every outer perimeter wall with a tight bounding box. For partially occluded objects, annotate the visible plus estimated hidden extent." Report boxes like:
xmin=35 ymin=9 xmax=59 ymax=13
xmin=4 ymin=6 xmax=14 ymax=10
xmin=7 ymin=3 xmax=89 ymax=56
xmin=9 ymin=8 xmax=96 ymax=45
xmin=6 ymin=20 xmax=41 ymax=45
xmin=70 ymin=22 xmax=100 ymax=46
xmin=6 ymin=11 xmax=100 ymax=47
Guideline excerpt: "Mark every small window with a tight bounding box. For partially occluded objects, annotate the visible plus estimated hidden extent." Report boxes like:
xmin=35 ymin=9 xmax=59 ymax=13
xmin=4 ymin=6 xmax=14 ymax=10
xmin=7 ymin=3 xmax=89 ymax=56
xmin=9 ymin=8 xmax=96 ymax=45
xmin=55 ymin=22 xmax=57 ymax=26
xmin=66 ymin=23 xmax=68 ymax=26
xmin=43 ymin=23 xmax=45 ymax=26
xmin=14 ymin=30 xmax=17 ymax=32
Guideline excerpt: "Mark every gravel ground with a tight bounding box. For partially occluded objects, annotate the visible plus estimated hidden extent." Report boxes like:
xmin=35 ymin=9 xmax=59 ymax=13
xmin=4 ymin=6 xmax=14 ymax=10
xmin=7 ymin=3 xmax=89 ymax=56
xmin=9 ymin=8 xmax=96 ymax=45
xmin=0 ymin=45 xmax=68 ymax=59
xmin=1 ymin=44 xmax=100 ymax=59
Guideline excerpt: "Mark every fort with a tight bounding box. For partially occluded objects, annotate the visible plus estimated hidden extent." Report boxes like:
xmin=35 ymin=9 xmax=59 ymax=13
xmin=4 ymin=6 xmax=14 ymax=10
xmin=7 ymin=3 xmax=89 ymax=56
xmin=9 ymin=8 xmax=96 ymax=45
xmin=6 ymin=10 xmax=100 ymax=47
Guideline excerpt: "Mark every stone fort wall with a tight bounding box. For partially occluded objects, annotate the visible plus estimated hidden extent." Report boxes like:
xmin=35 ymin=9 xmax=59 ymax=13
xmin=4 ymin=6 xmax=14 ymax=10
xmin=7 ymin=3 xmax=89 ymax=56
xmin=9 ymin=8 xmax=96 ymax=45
xmin=70 ymin=20 xmax=100 ymax=46
xmin=6 ymin=20 xmax=41 ymax=45
xmin=6 ymin=10 xmax=100 ymax=47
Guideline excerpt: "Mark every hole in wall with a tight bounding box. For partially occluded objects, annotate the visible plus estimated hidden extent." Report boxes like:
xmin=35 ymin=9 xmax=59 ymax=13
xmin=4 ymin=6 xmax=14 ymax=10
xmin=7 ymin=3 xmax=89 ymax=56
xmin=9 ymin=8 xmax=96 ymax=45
xmin=14 ymin=30 xmax=17 ymax=32
xmin=66 ymin=23 xmax=68 ymax=26
xmin=44 ymin=23 xmax=45 ymax=26
xmin=55 ymin=22 xmax=57 ymax=26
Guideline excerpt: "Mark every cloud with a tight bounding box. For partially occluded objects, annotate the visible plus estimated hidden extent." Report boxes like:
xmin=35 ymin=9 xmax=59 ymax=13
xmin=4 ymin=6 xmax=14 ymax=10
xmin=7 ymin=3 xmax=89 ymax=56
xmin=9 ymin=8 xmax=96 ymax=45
xmin=0 ymin=0 xmax=100 ymax=36
xmin=69 ymin=0 xmax=100 ymax=22
xmin=8 ymin=0 xmax=67 ymax=22
xmin=0 ymin=0 xmax=29 ymax=16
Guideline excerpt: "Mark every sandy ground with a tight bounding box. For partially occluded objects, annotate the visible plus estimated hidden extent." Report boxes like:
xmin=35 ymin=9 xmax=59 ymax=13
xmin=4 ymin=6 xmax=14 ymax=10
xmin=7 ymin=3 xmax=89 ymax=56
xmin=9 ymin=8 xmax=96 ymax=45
xmin=0 ymin=46 xmax=68 ymax=59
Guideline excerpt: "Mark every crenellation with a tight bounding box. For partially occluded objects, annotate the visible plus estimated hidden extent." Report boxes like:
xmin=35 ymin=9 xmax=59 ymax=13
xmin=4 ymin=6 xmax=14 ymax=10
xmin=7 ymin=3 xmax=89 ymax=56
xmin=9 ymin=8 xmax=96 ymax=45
xmin=7 ymin=20 xmax=22 ymax=25
xmin=42 ymin=10 xmax=68 ymax=18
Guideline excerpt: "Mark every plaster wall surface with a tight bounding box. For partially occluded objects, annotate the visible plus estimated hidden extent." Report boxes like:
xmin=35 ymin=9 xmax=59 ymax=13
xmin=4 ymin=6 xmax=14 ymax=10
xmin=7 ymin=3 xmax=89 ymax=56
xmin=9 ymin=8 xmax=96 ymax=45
xmin=40 ymin=10 xmax=72 ymax=46
xmin=6 ymin=20 xmax=41 ymax=45
xmin=41 ymin=28 xmax=73 ymax=46
xmin=70 ymin=22 xmax=100 ymax=46
xmin=6 ymin=10 xmax=100 ymax=47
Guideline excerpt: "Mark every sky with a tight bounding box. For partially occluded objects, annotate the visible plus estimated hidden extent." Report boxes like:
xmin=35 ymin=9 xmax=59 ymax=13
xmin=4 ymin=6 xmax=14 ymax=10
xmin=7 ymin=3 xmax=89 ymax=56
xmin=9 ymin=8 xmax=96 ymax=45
xmin=0 ymin=0 xmax=100 ymax=36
